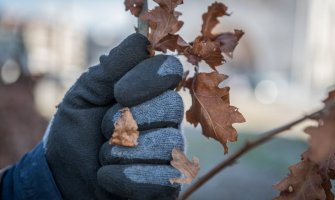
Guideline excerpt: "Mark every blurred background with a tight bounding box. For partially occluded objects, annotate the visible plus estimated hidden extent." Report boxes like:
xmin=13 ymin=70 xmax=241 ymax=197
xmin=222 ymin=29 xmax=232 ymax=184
xmin=0 ymin=0 xmax=334 ymax=199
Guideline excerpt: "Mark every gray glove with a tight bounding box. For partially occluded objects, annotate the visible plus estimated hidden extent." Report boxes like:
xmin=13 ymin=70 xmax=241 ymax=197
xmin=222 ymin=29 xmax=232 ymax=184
xmin=43 ymin=33 xmax=185 ymax=200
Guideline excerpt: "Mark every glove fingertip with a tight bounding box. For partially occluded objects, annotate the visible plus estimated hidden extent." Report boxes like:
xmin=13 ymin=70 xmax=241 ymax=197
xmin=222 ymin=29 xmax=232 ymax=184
xmin=114 ymin=55 xmax=183 ymax=107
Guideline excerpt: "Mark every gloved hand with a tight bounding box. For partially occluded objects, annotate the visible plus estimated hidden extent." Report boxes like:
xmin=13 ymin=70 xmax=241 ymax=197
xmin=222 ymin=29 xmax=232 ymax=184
xmin=44 ymin=33 xmax=185 ymax=200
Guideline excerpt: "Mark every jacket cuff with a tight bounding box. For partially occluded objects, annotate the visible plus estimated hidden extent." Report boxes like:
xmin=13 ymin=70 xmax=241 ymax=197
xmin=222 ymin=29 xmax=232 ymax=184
xmin=0 ymin=165 xmax=11 ymax=182
xmin=0 ymin=142 xmax=62 ymax=200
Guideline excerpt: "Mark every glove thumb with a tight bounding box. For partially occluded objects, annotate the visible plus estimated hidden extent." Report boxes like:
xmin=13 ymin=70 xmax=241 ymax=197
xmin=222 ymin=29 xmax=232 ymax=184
xmin=63 ymin=33 xmax=149 ymax=107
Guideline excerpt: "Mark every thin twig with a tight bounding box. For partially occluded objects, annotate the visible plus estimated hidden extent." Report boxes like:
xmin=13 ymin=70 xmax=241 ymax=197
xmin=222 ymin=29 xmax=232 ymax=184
xmin=137 ymin=0 xmax=149 ymax=37
xmin=179 ymin=100 xmax=335 ymax=200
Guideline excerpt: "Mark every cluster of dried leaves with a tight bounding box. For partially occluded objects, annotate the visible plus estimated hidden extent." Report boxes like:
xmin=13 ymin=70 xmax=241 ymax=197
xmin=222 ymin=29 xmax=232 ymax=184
xmin=140 ymin=1 xmax=244 ymax=68
xmin=124 ymin=0 xmax=335 ymax=194
xmin=274 ymin=90 xmax=335 ymax=200
xmin=124 ymin=0 xmax=245 ymax=185
xmin=125 ymin=0 xmax=245 ymax=154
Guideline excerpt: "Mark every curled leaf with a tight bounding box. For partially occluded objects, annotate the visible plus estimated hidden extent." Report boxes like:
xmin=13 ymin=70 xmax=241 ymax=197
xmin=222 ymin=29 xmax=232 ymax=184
xmin=215 ymin=29 xmax=244 ymax=58
xmin=170 ymin=148 xmax=199 ymax=184
xmin=201 ymin=2 xmax=228 ymax=38
xmin=110 ymin=107 xmax=139 ymax=147
xmin=181 ymin=2 xmax=244 ymax=68
xmin=138 ymin=1 xmax=243 ymax=69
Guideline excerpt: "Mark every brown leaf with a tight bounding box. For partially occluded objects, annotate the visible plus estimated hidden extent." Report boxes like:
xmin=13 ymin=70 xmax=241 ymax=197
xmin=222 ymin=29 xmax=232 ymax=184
xmin=215 ymin=29 xmax=244 ymax=58
xmin=109 ymin=107 xmax=139 ymax=147
xmin=124 ymin=0 xmax=144 ymax=17
xmin=184 ymin=36 xmax=223 ymax=69
xmin=185 ymin=72 xmax=245 ymax=153
xmin=275 ymin=90 xmax=335 ymax=200
xmin=319 ymin=154 xmax=335 ymax=179
xmin=201 ymin=2 xmax=228 ymax=39
xmin=305 ymin=117 xmax=335 ymax=164
xmin=322 ymin=178 xmax=335 ymax=200
xmin=140 ymin=1 xmax=243 ymax=69
xmin=323 ymin=89 xmax=335 ymax=106
xmin=154 ymin=33 xmax=189 ymax=53
xmin=273 ymin=156 xmax=326 ymax=200
xmin=154 ymin=0 xmax=183 ymax=11
xmin=302 ymin=90 xmax=335 ymax=199
xmin=305 ymin=89 xmax=335 ymax=164
xmin=140 ymin=0 xmax=184 ymax=54
xmin=319 ymin=153 xmax=335 ymax=200
xmin=180 ymin=2 xmax=243 ymax=69
xmin=303 ymin=150 xmax=335 ymax=200
xmin=169 ymin=148 xmax=199 ymax=184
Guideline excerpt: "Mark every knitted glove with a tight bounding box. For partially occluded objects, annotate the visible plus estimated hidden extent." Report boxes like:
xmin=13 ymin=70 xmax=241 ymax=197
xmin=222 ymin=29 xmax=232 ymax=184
xmin=44 ymin=33 xmax=185 ymax=200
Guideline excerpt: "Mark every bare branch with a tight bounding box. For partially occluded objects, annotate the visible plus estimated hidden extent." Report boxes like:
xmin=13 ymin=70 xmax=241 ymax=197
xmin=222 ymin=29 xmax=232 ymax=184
xmin=179 ymin=99 xmax=335 ymax=200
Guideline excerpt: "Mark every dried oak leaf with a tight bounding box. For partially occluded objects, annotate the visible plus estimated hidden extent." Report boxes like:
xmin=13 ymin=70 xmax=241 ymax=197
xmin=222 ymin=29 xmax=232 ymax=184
xmin=140 ymin=0 xmax=184 ymax=54
xmin=124 ymin=0 xmax=144 ymax=17
xmin=273 ymin=155 xmax=326 ymax=200
xmin=109 ymin=107 xmax=139 ymax=147
xmin=181 ymin=2 xmax=244 ymax=69
xmin=318 ymin=153 xmax=335 ymax=200
xmin=185 ymin=72 xmax=245 ymax=154
xmin=169 ymin=148 xmax=199 ymax=184
xmin=305 ymin=117 xmax=335 ymax=164
xmin=302 ymin=90 xmax=335 ymax=199
xmin=275 ymin=90 xmax=335 ymax=200
xmin=323 ymin=89 xmax=335 ymax=105
xmin=215 ymin=29 xmax=244 ymax=58
xmin=184 ymin=36 xmax=223 ymax=70
xmin=303 ymin=150 xmax=335 ymax=200
xmin=201 ymin=1 xmax=228 ymax=39
xmin=154 ymin=33 xmax=189 ymax=54
xmin=322 ymin=179 xmax=335 ymax=200
xmin=318 ymin=153 xmax=335 ymax=180
xmin=305 ymin=90 xmax=335 ymax=164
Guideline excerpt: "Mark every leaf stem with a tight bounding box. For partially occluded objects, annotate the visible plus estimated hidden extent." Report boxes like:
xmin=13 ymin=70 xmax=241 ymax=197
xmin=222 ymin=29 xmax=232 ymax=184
xmin=138 ymin=0 xmax=149 ymax=37
xmin=179 ymin=100 xmax=335 ymax=200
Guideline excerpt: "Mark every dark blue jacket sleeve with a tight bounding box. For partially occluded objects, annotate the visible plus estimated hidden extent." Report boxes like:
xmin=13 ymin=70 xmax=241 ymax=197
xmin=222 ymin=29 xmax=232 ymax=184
xmin=0 ymin=142 xmax=62 ymax=200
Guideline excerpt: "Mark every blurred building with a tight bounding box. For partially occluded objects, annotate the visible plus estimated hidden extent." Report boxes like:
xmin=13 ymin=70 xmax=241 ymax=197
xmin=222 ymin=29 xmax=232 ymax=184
xmin=0 ymin=12 xmax=87 ymax=82
xmin=23 ymin=20 xmax=87 ymax=76
xmin=0 ymin=10 xmax=87 ymax=168
xmin=292 ymin=0 xmax=335 ymax=92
